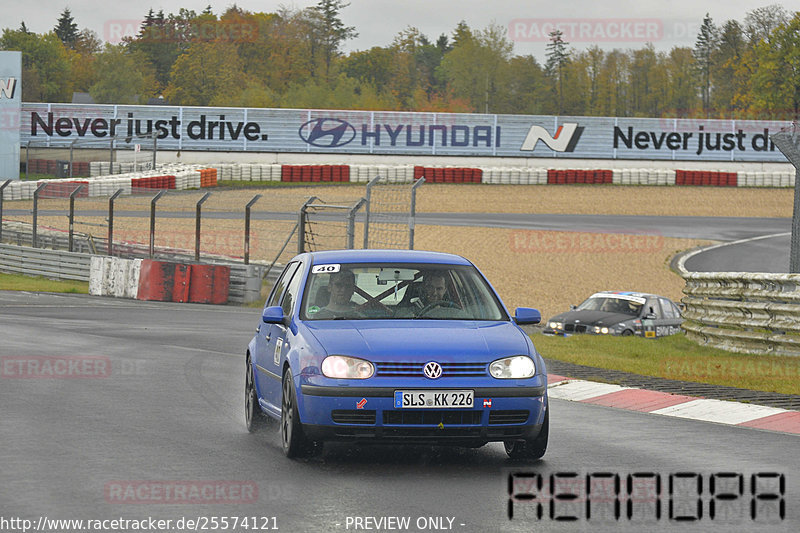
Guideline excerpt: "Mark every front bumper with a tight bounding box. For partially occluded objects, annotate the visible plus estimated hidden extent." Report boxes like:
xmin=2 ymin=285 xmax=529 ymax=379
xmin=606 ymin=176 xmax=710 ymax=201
xmin=297 ymin=384 xmax=547 ymax=445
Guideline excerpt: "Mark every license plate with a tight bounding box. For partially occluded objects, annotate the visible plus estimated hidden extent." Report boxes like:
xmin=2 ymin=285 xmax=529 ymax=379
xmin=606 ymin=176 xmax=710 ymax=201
xmin=394 ymin=390 xmax=474 ymax=409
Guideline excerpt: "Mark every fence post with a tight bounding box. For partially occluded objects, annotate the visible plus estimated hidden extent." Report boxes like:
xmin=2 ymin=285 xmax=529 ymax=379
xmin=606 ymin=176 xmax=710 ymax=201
xmin=244 ymin=194 xmax=262 ymax=265
xmin=0 ymin=180 xmax=11 ymax=243
xmin=363 ymin=176 xmax=380 ymax=248
xmin=107 ymin=189 xmax=123 ymax=256
xmin=297 ymin=196 xmax=318 ymax=254
xmin=347 ymin=198 xmax=366 ymax=249
xmin=68 ymin=184 xmax=84 ymax=252
xmin=32 ymin=182 xmax=48 ymax=248
xmin=409 ymin=177 xmax=425 ymax=250
xmin=771 ymin=126 xmax=800 ymax=272
xmin=149 ymin=189 xmax=167 ymax=258
xmin=195 ymin=192 xmax=211 ymax=262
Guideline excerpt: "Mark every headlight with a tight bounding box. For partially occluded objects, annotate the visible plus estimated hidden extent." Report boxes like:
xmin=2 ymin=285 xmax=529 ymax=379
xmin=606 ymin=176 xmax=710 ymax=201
xmin=321 ymin=356 xmax=374 ymax=379
xmin=549 ymin=321 xmax=563 ymax=330
xmin=489 ymin=356 xmax=535 ymax=379
xmin=593 ymin=326 xmax=609 ymax=334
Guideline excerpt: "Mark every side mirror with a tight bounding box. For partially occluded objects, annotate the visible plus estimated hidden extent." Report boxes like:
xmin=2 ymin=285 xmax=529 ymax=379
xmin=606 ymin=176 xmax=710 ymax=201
xmin=262 ymin=305 xmax=285 ymax=324
xmin=569 ymin=304 xmax=577 ymax=310
xmin=514 ymin=307 xmax=541 ymax=325
xmin=644 ymin=313 xmax=656 ymax=320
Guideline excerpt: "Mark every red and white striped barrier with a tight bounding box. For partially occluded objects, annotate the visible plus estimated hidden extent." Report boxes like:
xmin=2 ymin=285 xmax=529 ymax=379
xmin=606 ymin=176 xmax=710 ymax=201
xmin=548 ymin=374 xmax=800 ymax=435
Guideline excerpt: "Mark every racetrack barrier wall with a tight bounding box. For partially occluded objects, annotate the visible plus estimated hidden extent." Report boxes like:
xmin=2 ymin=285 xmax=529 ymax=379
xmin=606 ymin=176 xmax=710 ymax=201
xmin=0 ymin=243 xmax=91 ymax=281
xmin=3 ymin=163 xmax=795 ymax=199
xmin=681 ymin=272 xmax=800 ymax=356
xmin=89 ymin=256 xmax=141 ymax=298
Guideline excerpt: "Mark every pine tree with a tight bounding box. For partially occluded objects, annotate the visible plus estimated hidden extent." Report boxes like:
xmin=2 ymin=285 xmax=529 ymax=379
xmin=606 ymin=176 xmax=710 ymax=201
xmin=54 ymin=8 xmax=79 ymax=48
xmin=314 ymin=0 xmax=357 ymax=78
xmin=545 ymin=30 xmax=569 ymax=113
xmin=694 ymin=13 xmax=718 ymax=117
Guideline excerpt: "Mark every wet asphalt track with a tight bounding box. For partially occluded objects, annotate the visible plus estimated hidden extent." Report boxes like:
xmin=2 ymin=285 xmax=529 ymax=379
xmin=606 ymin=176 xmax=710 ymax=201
xmin=1 ymin=291 xmax=798 ymax=533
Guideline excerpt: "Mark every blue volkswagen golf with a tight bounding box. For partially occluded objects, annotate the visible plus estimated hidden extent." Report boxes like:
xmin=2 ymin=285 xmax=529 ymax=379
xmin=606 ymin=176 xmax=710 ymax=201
xmin=245 ymin=250 xmax=548 ymax=460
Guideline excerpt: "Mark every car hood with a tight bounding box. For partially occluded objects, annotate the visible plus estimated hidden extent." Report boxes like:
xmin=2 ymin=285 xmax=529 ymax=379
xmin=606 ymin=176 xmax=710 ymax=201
xmin=303 ymin=320 xmax=530 ymax=362
xmin=548 ymin=310 xmax=635 ymax=326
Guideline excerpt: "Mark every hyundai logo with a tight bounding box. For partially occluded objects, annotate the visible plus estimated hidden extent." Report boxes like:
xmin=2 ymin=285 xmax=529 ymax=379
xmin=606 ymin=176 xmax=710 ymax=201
xmin=299 ymin=118 xmax=356 ymax=148
xmin=423 ymin=361 xmax=442 ymax=379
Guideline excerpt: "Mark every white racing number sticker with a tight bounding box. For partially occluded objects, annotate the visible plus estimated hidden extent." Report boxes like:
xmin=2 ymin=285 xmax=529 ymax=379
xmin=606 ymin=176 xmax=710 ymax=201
xmin=312 ymin=264 xmax=340 ymax=274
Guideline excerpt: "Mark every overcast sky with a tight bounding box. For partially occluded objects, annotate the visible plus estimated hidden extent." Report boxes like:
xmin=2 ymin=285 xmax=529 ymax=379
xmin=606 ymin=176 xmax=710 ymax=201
xmin=2 ymin=0 xmax=787 ymax=61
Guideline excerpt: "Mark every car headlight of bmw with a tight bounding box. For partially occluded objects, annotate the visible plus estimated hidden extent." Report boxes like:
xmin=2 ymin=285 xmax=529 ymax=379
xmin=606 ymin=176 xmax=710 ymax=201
xmin=321 ymin=356 xmax=374 ymax=379
xmin=593 ymin=326 xmax=610 ymax=334
xmin=489 ymin=356 xmax=535 ymax=379
xmin=548 ymin=321 xmax=563 ymax=330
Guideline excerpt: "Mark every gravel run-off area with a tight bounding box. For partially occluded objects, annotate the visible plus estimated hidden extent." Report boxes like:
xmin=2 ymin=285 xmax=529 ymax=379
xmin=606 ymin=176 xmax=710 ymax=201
xmin=6 ymin=184 xmax=792 ymax=319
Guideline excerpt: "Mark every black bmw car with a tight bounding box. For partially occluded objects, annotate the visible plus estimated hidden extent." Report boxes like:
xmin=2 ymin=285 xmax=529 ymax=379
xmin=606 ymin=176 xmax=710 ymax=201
xmin=542 ymin=291 xmax=683 ymax=338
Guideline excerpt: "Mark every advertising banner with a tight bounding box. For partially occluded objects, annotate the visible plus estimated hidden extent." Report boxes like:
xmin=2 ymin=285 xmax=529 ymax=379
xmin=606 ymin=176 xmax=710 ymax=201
xmin=20 ymin=103 xmax=793 ymax=163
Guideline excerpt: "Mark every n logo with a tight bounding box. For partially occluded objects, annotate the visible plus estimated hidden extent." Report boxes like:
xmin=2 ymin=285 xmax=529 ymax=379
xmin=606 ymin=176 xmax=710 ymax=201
xmin=521 ymin=122 xmax=584 ymax=152
xmin=0 ymin=77 xmax=17 ymax=99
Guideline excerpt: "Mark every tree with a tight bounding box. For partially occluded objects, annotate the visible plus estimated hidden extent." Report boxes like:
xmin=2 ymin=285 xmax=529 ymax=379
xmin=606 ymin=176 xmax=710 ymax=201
xmin=712 ymin=20 xmax=745 ymax=116
xmin=694 ymin=13 xmax=718 ymax=117
xmin=90 ymin=44 xmax=155 ymax=104
xmin=313 ymin=0 xmax=357 ymax=79
xmin=164 ymin=41 xmax=245 ymax=105
xmin=438 ymin=22 xmax=514 ymax=113
xmin=54 ymin=8 xmax=79 ymax=48
xmin=744 ymin=4 xmax=789 ymax=44
xmin=665 ymin=47 xmax=699 ymax=117
xmin=0 ymin=29 xmax=72 ymax=101
xmin=545 ymin=29 xmax=569 ymax=113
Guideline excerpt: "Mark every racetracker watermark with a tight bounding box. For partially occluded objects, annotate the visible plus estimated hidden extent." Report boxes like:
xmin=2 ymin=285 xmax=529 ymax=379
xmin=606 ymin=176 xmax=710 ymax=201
xmin=510 ymin=230 xmax=664 ymax=254
xmin=1 ymin=356 xmax=111 ymax=378
xmin=103 ymin=19 xmax=258 ymax=45
xmin=661 ymin=358 xmax=800 ymax=381
xmin=509 ymin=19 xmax=663 ymax=42
xmin=104 ymin=481 xmax=258 ymax=504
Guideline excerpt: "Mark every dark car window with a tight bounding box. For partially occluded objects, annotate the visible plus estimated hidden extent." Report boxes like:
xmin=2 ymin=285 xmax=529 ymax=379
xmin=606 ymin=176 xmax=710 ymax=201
xmin=280 ymin=262 xmax=305 ymax=317
xmin=267 ymin=262 xmax=299 ymax=308
xmin=647 ymin=298 xmax=663 ymax=318
xmin=301 ymin=262 xmax=507 ymax=321
xmin=660 ymin=298 xmax=677 ymax=319
xmin=577 ymin=296 xmax=643 ymax=316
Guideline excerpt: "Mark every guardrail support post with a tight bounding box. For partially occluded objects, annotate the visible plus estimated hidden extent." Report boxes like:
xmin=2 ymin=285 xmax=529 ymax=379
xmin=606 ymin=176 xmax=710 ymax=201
xmin=297 ymin=197 xmax=318 ymax=255
xmin=195 ymin=192 xmax=211 ymax=262
xmin=149 ymin=189 xmax=167 ymax=258
xmin=107 ymin=189 xmax=123 ymax=256
xmin=0 ymin=180 xmax=11 ymax=243
xmin=347 ymin=198 xmax=366 ymax=249
xmin=32 ymin=182 xmax=48 ymax=248
xmin=363 ymin=176 xmax=381 ymax=248
xmin=244 ymin=194 xmax=262 ymax=265
xmin=409 ymin=177 xmax=425 ymax=250
xmin=68 ymin=184 xmax=84 ymax=252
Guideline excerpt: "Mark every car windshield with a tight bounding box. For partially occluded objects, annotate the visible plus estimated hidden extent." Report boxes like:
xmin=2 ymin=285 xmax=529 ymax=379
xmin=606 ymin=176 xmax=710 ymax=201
xmin=577 ymin=296 xmax=643 ymax=316
xmin=301 ymin=262 xmax=508 ymax=321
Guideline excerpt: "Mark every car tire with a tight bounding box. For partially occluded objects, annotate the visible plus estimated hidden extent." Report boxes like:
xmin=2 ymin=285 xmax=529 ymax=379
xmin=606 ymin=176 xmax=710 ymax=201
xmin=281 ymin=369 xmax=318 ymax=458
xmin=504 ymin=408 xmax=548 ymax=461
xmin=621 ymin=329 xmax=633 ymax=336
xmin=245 ymin=354 xmax=269 ymax=432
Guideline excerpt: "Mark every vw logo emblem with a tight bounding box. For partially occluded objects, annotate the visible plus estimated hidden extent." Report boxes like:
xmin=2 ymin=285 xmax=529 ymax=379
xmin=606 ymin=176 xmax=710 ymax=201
xmin=299 ymin=118 xmax=356 ymax=148
xmin=423 ymin=361 xmax=442 ymax=379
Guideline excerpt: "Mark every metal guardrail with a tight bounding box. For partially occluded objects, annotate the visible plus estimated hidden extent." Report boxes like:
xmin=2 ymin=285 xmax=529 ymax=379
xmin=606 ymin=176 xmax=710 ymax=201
xmin=0 ymin=243 xmax=92 ymax=281
xmin=681 ymin=271 xmax=800 ymax=356
xmin=0 ymin=242 xmax=274 ymax=305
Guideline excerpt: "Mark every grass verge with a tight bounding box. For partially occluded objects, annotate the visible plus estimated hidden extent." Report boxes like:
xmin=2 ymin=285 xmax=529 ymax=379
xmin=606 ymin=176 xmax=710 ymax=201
xmin=533 ymin=332 xmax=800 ymax=396
xmin=0 ymin=272 xmax=89 ymax=294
